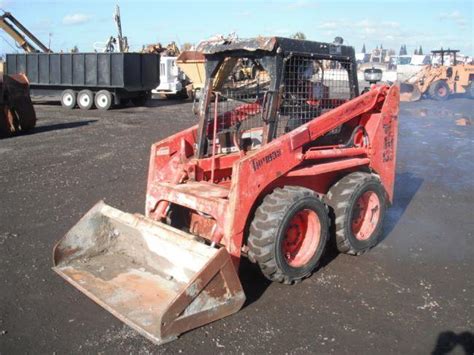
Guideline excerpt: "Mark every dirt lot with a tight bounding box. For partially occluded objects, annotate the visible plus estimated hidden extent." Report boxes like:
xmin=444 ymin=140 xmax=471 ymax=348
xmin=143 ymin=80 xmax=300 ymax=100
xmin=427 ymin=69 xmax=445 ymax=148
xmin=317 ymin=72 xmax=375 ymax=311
xmin=0 ymin=96 xmax=473 ymax=354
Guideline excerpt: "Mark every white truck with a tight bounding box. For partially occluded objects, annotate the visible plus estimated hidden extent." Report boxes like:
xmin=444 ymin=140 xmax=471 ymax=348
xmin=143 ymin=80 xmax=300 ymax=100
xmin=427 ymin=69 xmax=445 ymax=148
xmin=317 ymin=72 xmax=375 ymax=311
xmin=152 ymin=56 xmax=189 ymax=98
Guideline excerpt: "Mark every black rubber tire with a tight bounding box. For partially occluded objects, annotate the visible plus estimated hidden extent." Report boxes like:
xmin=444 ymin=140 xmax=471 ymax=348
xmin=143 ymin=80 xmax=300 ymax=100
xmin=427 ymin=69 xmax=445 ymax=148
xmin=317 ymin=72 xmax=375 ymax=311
xmin=60 ymin=89 xmax=76 ymax=109
xmin=248 ymin=186 xmax=330 ymax=284
xmin=77 ymin=90 xmax=94 ymax=110
xmin=325 ymin=172 xmax=387 ymax=255
xmin=131 ymin=96 xmax=148 ymax=106
xmin=467 ymin=82 xmax=474 ymax=99
xmin=428 ymin=80 xmax=450 ymax=101
xmin=94 ymin=90 xmax=113 ymax=110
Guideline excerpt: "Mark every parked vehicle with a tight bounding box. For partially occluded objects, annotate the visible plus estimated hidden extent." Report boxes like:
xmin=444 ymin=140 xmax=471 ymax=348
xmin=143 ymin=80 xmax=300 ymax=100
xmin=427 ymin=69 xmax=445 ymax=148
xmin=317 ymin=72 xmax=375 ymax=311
xmin=53 ymin=36 xmax=399 ymax=345
xmin=6 ymin=52 xmax=160 ymax=110
xmin=401 ymin=49 xmax=474 ymax=101
xmin=152 ymin=56 xmax=189 ymax=98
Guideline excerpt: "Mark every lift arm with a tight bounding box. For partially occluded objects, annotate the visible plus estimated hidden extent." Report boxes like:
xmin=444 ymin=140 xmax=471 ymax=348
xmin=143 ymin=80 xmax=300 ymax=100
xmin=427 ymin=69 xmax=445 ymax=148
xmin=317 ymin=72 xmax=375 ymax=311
xmin=0 ymin=11 xmax=50 ymax=53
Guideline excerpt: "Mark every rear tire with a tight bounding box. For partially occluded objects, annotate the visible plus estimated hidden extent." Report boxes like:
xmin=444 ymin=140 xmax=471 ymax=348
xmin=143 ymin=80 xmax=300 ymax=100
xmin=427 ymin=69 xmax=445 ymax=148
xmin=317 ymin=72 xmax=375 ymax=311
xmin=94 ymin=90 xmax=113 ymax=110
xmin=77 ymin=90 xmax=94 ymax=110
xmin=325 ymin=172 xmax=387 ymax=255
xmin=468 ymin=82 xmax=474 ymax=99
xmin=428 ymin=80 xmax=450 ymax=101
xmin=61 ymin=89 xmax=76 ymax=109
xmin=131 ymin=96 xmax=147 ymax=106
xmin=248 ymin=186 xmax=329 ymax=284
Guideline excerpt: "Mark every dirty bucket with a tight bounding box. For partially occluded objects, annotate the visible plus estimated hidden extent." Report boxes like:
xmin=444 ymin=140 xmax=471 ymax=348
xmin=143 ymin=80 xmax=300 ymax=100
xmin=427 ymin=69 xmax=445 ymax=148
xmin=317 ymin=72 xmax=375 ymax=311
xmin=53 ymin=201 xmax=245 ymax=345
xmin=399 ymin=83 xmax=422 ymax=102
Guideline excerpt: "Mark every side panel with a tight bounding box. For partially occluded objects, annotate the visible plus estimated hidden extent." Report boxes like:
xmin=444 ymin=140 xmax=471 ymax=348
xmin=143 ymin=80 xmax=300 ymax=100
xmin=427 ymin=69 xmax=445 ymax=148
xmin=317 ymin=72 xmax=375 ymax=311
xmin=5 ymin=53 xmax=158 ymax=90
xmin=366 ymin=85 xmax=399 ymax=202
xmin=223 ymin=87 xmax=388 ymax=258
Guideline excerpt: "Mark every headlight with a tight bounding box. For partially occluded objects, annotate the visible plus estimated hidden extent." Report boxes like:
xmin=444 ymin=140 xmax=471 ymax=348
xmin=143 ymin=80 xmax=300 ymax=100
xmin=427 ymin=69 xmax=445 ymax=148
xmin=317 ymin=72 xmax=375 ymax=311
xmin=364 ymin=68 xmax=383 ymax=83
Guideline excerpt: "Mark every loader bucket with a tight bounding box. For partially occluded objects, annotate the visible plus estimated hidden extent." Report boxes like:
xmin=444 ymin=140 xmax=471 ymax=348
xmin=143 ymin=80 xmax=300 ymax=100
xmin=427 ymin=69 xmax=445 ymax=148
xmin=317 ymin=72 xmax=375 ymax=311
xmin=399 ymin=83 xmax=422 ymax=102
xmin=0 ymin=74 xmax=36 ymax=136
xmin=53 ymin=201 xmax=245 ymax=345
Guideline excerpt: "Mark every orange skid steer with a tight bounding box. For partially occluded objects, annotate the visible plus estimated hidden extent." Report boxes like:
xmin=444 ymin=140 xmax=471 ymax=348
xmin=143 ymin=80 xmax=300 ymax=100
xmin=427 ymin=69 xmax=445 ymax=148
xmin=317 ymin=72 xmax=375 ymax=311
xmin=53 ymin=37 xmax=399 ymax=345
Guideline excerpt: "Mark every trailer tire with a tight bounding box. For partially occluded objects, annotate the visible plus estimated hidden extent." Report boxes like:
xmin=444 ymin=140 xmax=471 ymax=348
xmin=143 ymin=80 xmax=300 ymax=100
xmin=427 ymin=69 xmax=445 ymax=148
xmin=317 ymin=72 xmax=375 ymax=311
xmin=77 ymin=90 xmax=94 ymax=110
xmin=248 ymin=186 xmax=329 ymax=284
xmin=131 ymin=96 xmax=148 ymax=106
xmin=95 ymin=90 xmax=113 ymax=110
xmin=325 ymin=172 xmax=386 ymax=255
xmin=428 ymin=80 xmax=450 ymax=101
xmin=467 ymin=82 xmax=474 ymax=99
xmin=61 ymin=89 xmax=76 ymax=109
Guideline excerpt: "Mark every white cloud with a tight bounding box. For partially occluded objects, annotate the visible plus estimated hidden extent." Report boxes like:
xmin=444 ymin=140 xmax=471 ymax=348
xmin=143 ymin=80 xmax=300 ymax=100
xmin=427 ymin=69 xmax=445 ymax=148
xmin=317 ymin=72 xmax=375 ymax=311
xmin=382 ymin=21 xmax=400 ymax=29
xmin=287 ymin=0 xmax=318 ymax=10
xmin=317 ymin=22 xmax=338 ymax=30
xmin=62 ymin=13 xmax=91 ymax=26
xmin=439 ymin=10 xmax=467 ymax=28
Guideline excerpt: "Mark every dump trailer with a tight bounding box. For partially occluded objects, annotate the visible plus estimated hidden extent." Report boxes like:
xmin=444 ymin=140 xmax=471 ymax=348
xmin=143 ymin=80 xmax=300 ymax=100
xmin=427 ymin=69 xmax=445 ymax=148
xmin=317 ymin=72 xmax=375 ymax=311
xmin=53 ymin=37 xmax=399 ymax=345
xmin=6 ymin=52 xmax=160 ymax=110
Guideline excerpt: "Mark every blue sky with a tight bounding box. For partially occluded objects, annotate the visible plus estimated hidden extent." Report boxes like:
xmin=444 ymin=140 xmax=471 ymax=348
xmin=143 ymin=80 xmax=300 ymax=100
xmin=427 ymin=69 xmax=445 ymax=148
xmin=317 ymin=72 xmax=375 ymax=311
xmin=1 ymin=0 xmax=472 ymax=56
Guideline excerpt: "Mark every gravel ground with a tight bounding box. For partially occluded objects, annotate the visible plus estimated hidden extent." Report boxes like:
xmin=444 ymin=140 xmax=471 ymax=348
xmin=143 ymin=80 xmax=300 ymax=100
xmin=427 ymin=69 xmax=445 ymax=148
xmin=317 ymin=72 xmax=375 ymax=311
xmin=0 ymin=96 xmax=473 ymax=354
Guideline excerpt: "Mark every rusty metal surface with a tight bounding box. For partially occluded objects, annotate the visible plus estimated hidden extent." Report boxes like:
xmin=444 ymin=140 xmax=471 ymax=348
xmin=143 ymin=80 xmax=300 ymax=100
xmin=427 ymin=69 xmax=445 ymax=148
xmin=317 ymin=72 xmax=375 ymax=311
xmin=53 ymin=202 xmax=245 ymax=345
xmin=0 ymin=73 xmax=36 ymax=136
xmin=197 ymin=36 xmax=278 ymax=54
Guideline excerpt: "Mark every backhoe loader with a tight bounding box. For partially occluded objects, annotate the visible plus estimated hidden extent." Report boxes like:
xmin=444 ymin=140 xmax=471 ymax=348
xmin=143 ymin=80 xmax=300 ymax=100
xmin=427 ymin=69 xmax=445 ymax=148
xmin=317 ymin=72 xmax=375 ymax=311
xmin=53 ymin=37 xmax=399 ymax=345
xmin=400 ymin=49 xmax=474 ymax=101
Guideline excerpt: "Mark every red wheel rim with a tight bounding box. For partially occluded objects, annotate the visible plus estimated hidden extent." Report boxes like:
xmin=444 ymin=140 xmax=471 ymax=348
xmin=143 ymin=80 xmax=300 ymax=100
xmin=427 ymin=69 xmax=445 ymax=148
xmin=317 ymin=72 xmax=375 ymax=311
xmin=351 ymin=191 xmax=380 ymax=241
xmin=282 ymin=209 xmax=321 ymax=267
xmin=438 ymin=86 xmax=447 ymax=97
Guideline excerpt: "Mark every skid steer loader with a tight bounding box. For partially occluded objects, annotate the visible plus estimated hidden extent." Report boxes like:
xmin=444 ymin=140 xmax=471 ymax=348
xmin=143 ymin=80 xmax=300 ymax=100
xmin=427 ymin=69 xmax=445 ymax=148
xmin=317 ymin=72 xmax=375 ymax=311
xmin=53 ymin=37 xmax=399 ymax=345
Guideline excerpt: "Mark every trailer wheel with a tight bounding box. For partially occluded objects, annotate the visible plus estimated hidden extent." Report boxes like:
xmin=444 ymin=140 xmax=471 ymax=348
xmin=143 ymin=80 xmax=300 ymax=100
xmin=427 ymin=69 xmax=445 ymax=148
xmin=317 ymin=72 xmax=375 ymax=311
xmin=428 ymin=80 xmax=450 ymax=101
xmin=77 ymin=90 xmax=94 ymax=110
xmin=248 ymin=186 xmax=329 ymax=284
xmin=61 ymin=89 xmax=76 ymax=109
xmin=468 ymin=83 xmax=474 ymax=99
xmin=326 ymin=172 xmax=386 ymax=255
xmin=95 ymin=90 xmax=113 ymax=110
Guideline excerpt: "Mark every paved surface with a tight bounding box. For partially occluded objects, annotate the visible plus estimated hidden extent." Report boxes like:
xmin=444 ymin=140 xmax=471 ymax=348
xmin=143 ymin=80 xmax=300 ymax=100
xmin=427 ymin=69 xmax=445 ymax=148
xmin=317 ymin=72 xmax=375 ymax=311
xmin=0 ymin=97 xmax=473 ymax=354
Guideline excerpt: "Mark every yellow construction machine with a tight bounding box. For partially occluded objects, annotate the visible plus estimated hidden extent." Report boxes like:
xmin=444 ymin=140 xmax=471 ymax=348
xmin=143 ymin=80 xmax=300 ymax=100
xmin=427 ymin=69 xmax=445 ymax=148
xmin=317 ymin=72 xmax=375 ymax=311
xmin=400 ymin=49 xmax=474 ymax=101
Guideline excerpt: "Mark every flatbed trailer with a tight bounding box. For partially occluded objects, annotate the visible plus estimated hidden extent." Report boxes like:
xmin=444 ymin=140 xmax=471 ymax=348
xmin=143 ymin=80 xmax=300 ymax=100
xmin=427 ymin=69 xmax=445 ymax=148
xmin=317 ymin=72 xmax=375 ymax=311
xmin=6 ymin=52 xmax=160 ymax=110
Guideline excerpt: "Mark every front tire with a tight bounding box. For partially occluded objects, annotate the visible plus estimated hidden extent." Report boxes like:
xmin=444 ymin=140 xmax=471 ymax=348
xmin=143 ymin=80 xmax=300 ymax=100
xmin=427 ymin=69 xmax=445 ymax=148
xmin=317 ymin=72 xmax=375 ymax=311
xmin=428 ymin=80 xmax=450 ymax=101
xmin=326 ymin=172 xmax=387 ymax=255
xmin=61 ymin=89 xmax=76 ymax=109
xmin=467 ymin=82 xmax=474 ymax=99
xmin=77 ymin=90 xmax=94 ymax=110
xmin=248 ymin=186 xmax=329 ymax=284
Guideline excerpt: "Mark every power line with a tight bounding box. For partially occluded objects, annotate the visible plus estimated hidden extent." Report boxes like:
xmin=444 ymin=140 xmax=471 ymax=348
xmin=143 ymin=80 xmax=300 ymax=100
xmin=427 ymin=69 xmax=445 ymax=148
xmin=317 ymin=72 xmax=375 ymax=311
xmin=0 ymin=34 xmax=19 ymax=52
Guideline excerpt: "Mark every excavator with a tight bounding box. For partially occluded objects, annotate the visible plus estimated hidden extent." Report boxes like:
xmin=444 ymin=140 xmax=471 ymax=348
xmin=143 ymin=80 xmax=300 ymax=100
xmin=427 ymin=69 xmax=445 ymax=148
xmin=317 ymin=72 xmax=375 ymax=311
xmin=0 ymin=11 xmax=38 ymax=135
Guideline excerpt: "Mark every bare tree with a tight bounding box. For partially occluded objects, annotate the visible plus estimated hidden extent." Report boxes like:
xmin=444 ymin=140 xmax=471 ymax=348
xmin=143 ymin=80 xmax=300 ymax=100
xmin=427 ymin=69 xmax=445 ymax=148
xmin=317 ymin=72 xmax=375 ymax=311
xmin=292 ymin=32 xmax=306 ymax=40
xmin=181 ymin=42 xmax=193 ymax=51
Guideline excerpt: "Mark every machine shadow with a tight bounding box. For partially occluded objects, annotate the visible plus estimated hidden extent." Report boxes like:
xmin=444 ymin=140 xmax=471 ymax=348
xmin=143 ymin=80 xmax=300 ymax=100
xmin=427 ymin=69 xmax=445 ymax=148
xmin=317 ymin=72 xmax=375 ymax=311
xmin=239 ymin=258 xmax=272 ymax=307
xmin=0 ymin=120 xmax=97 ymax=139
xmin=431 ymin=331 xmax=474 ymax=355
xmin=30 ymin=120 xmax=97 ymax=134
xmin=382 ymin=171 xmax=424 ymax=240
